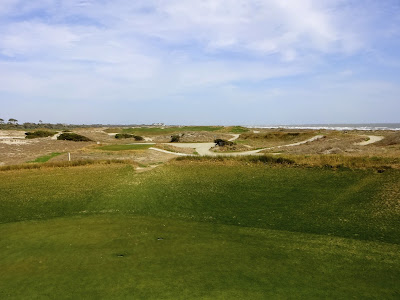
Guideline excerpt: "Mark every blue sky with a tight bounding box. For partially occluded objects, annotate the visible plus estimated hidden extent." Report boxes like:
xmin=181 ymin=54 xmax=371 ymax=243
xmin=0 ymin=0 xmax=399 ymax=125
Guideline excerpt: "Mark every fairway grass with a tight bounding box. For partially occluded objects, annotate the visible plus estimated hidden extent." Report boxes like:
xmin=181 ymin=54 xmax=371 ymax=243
xmin=0 ymin=162 xmax=399 ymax=298
xmin=28 ymin=152 xmax=62 ymax=163
xmin=1 ymin=215 xmax=399 ymax=299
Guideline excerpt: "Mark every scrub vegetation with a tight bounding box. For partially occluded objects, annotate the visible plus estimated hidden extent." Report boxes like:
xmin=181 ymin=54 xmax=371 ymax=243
xmin=25 ymin=130 xmax=55 ymax=139
xmin=57 ymin=132 xmax=92 ymax=142
xmin=114 ymin=133 xmax=144 ymax=140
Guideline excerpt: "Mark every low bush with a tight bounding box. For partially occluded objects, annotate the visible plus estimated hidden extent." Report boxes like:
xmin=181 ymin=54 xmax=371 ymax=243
xmin=214 ymin=139 xmax=234 ymax=146
xmin=115 ymin=133 xmax=144 ymax=141
xmin=25 ymin=130 xmax=55 ymax=139
xmin=57 ymin=133 xmax=92 ymax=142
xmin=134 ymin=135 xmax=144 ymax=141
xmin=115 ymin=133 xmax=132 ymax=139
xmin=171 ymin=135 xmax=180 ymax=142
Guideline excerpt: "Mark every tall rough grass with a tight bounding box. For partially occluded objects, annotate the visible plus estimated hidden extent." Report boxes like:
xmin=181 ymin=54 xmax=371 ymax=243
xmin=175 ymin=155 xmax=295 ymax=165
xmin=175 ymin=154 xmax=398 ymax=169
xmin=0 ymin=159 xmax=137 ymax=172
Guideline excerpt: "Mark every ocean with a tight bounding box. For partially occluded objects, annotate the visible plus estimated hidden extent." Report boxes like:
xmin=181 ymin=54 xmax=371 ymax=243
xmin=250 ymin=123 xmax=400 ymax=131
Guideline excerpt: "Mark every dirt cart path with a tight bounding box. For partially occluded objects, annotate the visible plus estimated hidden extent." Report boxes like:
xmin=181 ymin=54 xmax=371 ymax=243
xmin=149 ymin=135 xmax=324 ymax=157
xmin=355 ymin=135 xmax=384 ymax=146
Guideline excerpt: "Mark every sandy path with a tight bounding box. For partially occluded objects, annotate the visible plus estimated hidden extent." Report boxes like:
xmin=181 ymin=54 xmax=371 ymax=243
xmin=149 ymin=135 xmax=324 ymax=157
xmin=165 ymin=143 xmax=215 ymax=156
xmin=51 ymin=132 xmax=62 ymax=140
xmin=149 ymin=147 xmax=192 ymax=156
xmin=228 ymin=134 xmax=240 ymax=141
xmin=278 ymin=135 xmax=324 ymax=148
xmin=355 ymin=135 xmax=384 ymax=146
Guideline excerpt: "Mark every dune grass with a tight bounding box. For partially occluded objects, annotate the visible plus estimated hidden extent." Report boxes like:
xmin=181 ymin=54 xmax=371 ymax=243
xmin=0 ymin=162 xmax=399 ymax=298
xmin=0 ymin=159 xmax=135 ymax=172
xmin=177 ymin=154 xmax=400 ymax=169
xmin=97 ymin=144 xmax=153 ymax=151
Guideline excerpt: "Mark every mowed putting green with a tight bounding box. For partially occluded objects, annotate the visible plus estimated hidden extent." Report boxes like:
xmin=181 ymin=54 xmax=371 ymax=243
xmin=0 ymin=161 xmax=399 ymax=298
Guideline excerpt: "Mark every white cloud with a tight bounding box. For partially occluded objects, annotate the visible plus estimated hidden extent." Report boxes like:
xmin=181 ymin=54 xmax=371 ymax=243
xmin=0 ymin=0 xmax=368 ymax=58
xmin=0 ymin=22 xmax=79 ymax=57
xmin=0 ymin=1 xmax=399 ymax=124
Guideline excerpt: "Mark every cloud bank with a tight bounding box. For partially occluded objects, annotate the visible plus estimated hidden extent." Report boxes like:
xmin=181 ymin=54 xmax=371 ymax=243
xmin=0 ymin=0 xmax=399 ymax=124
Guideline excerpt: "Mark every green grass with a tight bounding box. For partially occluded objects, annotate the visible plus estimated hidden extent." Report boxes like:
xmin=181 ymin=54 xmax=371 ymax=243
xmin=1 ymin=215 xmax=399 ymax=299
xmin=97 ymin=144 xmax=152 ymax=151
xmin=28 ymin=152 xmax=62 ymax=163
xmin=228 ymin=126 xmax=249 ymax=133
xmin=0 ymin=162 xmax=399 ymax=298
xmin=118 ymin=126 xmax=223 ymax=135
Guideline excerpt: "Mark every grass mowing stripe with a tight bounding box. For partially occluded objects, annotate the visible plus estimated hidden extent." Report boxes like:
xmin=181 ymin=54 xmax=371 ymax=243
xmin=0 ymin=163 xmax=399 ymax=244
xmin=28 ymin=152 xmax=62 ymax=163
xmin=0 ymin=215 xmax=399 ymax=299
xmin=1 ymin=163 xmax=399 ymax=298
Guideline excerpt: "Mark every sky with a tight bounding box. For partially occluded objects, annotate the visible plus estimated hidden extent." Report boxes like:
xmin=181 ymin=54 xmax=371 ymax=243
xmin=0 ymin=0 xmax=400 ymax=125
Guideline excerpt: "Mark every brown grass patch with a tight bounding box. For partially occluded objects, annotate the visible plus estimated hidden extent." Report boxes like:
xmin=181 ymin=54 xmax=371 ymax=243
xmin=0 ymin=159 xmax=137 ymax=172
xmin=262 ymin=134 xmax=365 ymax=155
xmin=154 ymin=144 xmax=196 ymax=154
xmin=174 ymin=154 xmax=400 ymax=169
xmin=375 ymin=132 xmax=400 ymax=146
xmin=237 ymin=131 xmax=316 ymax=147
xmin=211 ymin=144 xmax=253 ymax=153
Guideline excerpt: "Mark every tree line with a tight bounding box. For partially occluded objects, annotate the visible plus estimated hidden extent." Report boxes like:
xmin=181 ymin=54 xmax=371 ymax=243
xmin=0 ymin=118 xmax=143 ymax=130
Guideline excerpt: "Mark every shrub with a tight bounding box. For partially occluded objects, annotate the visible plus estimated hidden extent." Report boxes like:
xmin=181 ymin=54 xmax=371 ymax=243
xmin=57 ymin=133 xmax=92 ymax=142
xmin=25 ymin=130 xmax=55 ymax=139
xmin=171 ymin=135 xmax=180 ymax=142
xmin=214 ymin=139 xmax=234 ymax=146
xmin=115 ymin=133 xmax=133 ymax=139
xmin=134 ymin=135 xmax=144 ymax=141
xmin=115 ymin=133 xmax=144 ymax=141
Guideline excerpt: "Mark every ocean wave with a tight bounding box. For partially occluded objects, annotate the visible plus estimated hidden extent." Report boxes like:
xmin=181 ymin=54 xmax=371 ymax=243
xmin=248 ymin=124 xmax=400 ymax=131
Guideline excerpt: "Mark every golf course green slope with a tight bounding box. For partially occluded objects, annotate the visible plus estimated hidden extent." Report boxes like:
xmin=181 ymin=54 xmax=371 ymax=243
xmin=0 ymin=161 xmax=399 ymax=298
